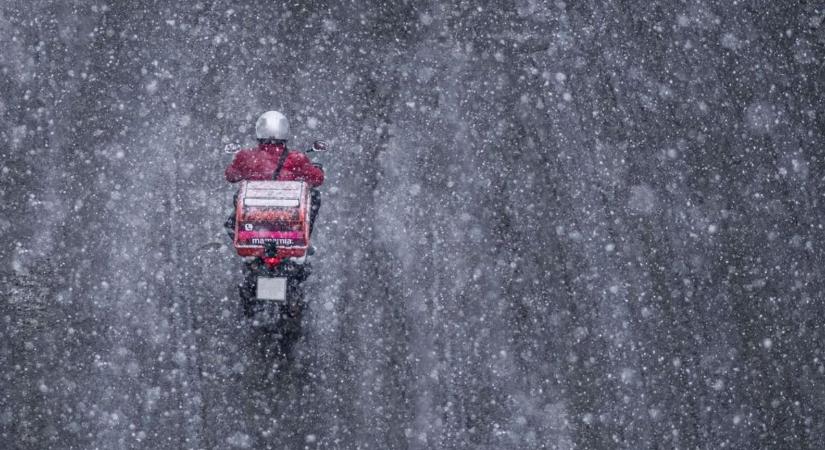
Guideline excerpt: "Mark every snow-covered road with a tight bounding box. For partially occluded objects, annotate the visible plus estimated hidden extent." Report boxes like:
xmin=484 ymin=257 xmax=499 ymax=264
xmin=2 ymin=1 xmax=825 ymax=448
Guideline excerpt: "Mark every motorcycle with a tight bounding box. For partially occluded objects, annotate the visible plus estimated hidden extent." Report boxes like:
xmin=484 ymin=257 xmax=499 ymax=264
xmin=228 ymin=141 xmax=327 ymax=336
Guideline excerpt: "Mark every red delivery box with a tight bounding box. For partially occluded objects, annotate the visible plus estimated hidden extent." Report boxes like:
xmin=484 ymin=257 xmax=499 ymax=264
xmin=233 ymin=181 xmax=311 ymax=258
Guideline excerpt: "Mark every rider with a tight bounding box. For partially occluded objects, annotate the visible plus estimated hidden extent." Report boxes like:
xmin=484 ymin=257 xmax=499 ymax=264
xmin=225 ymin=110 xmax=325 ymax=237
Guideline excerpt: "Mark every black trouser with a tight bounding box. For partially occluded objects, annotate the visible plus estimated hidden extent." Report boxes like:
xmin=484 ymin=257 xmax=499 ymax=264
xmin=225 ymin=189 xmax=322 ymax=240
xmin=224 ymin=192 xmax=239 ymax=240
xmin=309 ymin=188 xmax=321 ymax=237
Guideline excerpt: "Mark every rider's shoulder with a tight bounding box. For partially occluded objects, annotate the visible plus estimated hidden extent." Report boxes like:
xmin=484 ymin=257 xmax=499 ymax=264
xmin=233 ymin=147 xmax=258 ymax=157
xmin=286 ymin=149 xmax=310 ymax=161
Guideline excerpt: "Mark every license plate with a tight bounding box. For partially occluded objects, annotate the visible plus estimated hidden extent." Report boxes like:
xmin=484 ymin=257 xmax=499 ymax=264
xmin=257 ymin=277 xmax=287 ymax=301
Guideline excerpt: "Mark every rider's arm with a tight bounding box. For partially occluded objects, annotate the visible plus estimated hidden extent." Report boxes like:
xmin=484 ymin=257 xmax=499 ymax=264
xmin=284 ymin=152 xmax=325 ymax=187
xmin=224 ymin=151 xmax=246 ymax=182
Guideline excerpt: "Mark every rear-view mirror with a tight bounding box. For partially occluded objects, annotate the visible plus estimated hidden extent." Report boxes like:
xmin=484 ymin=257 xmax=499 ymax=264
xmin=309 ymin=140 xmax=329 ymax=153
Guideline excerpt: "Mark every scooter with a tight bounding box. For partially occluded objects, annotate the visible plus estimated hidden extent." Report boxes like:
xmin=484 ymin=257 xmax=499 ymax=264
xmin=230 ymin=141 xmax=327 ymax=334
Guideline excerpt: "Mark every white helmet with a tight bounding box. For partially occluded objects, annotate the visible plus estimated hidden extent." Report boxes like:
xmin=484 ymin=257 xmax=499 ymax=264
xmin=255 ymin=110 xmax=290 ymax=141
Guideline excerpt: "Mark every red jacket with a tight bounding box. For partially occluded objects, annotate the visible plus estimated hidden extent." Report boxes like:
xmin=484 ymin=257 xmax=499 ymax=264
xmin=224 ymin=143 xmax=324 ymax=187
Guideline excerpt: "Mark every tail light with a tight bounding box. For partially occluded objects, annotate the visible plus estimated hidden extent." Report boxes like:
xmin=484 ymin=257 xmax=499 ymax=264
xmin=263 ymin=257 xmax=282 ymax=268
